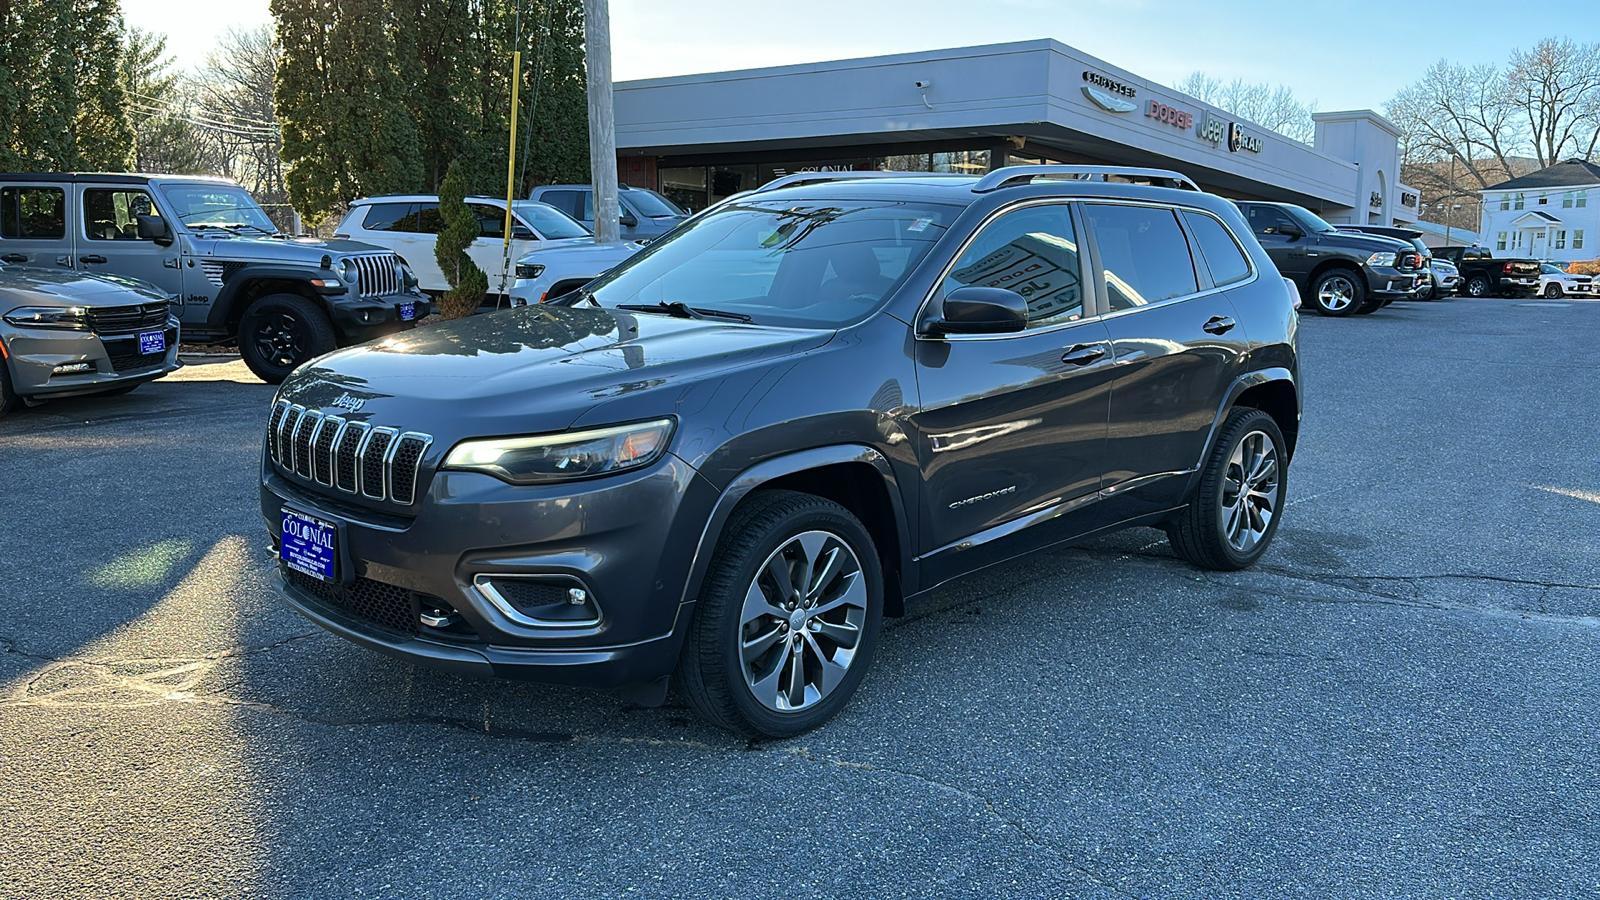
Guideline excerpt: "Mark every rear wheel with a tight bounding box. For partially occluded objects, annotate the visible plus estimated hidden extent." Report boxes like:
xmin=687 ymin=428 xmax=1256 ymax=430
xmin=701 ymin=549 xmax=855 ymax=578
xmin=238 ymin=293 xmax=336 ymax=385
xmin=1309 ymin=269 xmax=1364 ymax=317
xmin=1464 ymin=274 xmax=1491 ymax=298
xmin=675 ymin=490 xmax=883 ymax=738
xmin=1544 ymin=283 xmax=1565 ymax=299
xmin=1168 ymin=408 xmax=1287 ymax=571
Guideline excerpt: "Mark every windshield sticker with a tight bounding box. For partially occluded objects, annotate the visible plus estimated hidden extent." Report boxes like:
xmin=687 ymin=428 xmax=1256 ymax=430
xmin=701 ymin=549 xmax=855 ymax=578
xmin=908 ymin=217 xmax=934 ymax=233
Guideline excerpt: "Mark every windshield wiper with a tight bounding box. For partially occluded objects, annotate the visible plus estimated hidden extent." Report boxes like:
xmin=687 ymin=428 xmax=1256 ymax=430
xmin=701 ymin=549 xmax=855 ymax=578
xmin=616 ymin=301 xmax=751 ymax=323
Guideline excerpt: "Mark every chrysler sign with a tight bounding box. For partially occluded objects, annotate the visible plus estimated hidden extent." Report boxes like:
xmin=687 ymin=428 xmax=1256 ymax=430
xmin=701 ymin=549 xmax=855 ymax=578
xmin=1082 ymin=71 xmax=1137 ymax=113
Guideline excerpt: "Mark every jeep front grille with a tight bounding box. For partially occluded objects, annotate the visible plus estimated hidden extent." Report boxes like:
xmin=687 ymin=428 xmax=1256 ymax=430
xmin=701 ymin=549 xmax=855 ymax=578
xmin=351 ymin=254 xmax=402 ymax=298
xmin=266 ymin=400 xmax=432 ymax=505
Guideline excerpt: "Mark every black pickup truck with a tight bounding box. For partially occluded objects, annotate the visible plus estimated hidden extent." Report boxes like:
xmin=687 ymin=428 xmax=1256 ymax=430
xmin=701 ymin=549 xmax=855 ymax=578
xmin=1434 ymin=246 xmax=1541 ymax=299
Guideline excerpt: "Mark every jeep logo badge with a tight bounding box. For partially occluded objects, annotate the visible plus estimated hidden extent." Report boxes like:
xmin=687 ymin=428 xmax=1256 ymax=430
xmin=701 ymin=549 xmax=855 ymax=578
xmin=331 ymin=392 xmax=365 ymax=412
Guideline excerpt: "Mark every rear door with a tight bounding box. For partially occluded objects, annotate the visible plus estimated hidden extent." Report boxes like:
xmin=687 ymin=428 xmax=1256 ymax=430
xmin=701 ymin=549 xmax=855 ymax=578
xmin=0 ymin=183 xmax=74 ymax=269
xmin=1087 ymin=202 xmax=1252 ymax=516
xmin=74 ymin=184 xmax=183 ymax=296
xmin=908 ymin=201 xmax=1116 ymax=585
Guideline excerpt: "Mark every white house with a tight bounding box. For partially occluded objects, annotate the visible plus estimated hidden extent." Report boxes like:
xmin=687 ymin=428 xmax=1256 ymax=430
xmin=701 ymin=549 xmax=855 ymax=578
xmin=1478 ymin=159 xmax=1600 ymax=263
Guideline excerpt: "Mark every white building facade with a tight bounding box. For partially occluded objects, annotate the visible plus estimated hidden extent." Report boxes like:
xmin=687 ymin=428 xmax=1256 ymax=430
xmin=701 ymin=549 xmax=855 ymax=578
xmin=1478 ymin=160 xmax=1600 ymax=263
xmin=613 ymin=40 xmax=1419 ymax=226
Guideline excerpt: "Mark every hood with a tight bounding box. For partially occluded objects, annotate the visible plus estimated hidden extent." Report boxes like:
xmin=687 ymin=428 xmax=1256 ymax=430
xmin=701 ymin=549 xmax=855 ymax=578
xmin=1323 ymin=232 xmax=1412 ymax=254
xmin=0 ymin=266 xmax=171 ymax=308
xmin=516 ymin=239 xmax=644 ymax=265
xmin=183 ymin=233 xmax=394 ymax=264
xmin=275 ymin=304 xmax=833 ymax=444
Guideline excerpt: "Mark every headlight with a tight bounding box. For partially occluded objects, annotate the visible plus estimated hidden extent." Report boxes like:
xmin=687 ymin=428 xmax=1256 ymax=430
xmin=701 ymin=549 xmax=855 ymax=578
xmin=443 ymin=418 xmax=675 ymax=484
xmin=1366 ymin=252 xmax=1397 ymax=267
xmin=515 ymin=263 xmax=546 ymax=280
xmin=340 ymin=258 xmax=360 ymax=283
xmin=3 ymin=306 xmax=89 ymax=329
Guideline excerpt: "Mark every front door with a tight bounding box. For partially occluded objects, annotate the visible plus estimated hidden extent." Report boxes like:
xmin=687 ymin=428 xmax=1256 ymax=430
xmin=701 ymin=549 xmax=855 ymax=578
xmin=466 ymin=202 xmax=539 ymax=295
xmin=74 ymin=185 xmax=182 ymax=296
xmin=0 ymin=183 xmax=74 ymax=269
xmin=1086 ymin=203 xmax=1252 ymax=515
xmin=1241 ymin=203 xmax=1312 ymax=288
xmin=908 ymin=202 xmax=1116 ymax=586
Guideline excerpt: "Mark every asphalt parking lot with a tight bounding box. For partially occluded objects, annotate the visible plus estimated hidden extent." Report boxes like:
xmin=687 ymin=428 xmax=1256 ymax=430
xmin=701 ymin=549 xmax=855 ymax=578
xmin=3 ymin=295 xmax=1600 ymax=899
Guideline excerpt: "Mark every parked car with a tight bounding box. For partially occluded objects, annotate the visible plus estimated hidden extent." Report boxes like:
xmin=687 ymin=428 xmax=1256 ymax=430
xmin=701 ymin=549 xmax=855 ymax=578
xmin=0 ymin=264 xmax=180 ymax=417
xmin=0 ymin=173 xmax=428 ymax=383
xmin=528 ymin=184 xmax=689 ymax=239
xmin=1429 ymin=258 xmax=1462 ymax=296
xmin=335 ymin=196 xmax=593 ymax=296
xmin=262 ymin=165 xmax=1301 ymax=737
xmin=1335 ymin=224 xmax=1438 ymax=299
xmin=1434 ymin=246 xmax=1542 ymax=298
xmin=506 ymin=240 xmax=644 ymax=306
xmin=1234 ymin=201 xmax=1423 ymax=316
xmin=1538 ymin=262 xmax=1594 ymax=298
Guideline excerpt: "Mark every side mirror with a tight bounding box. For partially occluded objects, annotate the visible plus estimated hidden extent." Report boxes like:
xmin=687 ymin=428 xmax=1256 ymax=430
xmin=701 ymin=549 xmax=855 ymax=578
xmin=136 ymin=214 xmax=170 ymax=244
xmin=620 ymin=210 xmax=639 ymax=228
xmin=1275 ymin=225 xmax=1304 ymax=239
xmin=925 ymin=286 xmax=1028 ymax=335
xmin=511 ymin=225 xmax=536 ymax=240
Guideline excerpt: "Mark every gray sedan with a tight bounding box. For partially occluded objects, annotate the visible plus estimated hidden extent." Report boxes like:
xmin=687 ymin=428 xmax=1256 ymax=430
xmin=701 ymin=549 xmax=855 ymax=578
xmin=0 ymin=266 xmax=180 ymax=417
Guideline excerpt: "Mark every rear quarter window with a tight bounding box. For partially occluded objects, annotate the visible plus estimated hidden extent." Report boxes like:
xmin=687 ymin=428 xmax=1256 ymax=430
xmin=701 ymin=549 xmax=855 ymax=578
xmin=361 ymin=203 xmax=414 ymax=232
xmin=1182 ymin=211 xmax=1252 ymax=287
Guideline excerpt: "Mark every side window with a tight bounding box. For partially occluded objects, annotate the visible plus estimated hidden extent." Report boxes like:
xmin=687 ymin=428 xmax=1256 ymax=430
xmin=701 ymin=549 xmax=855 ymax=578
xmin=1242 ymin=204 xmax=1297 ymax=236
xmin=467 ymin=203 xmax=507 ymax=239
xmin=361 ymin=203 xmax=413 ymax=232
xmin=580 ymin=191 xmax=596 ymax=222
xmin=0 ymin=186 xmax=67 ymax=240
xmin=540 ymin=190 xmax=580 ymax=219
xmin=1182 ymin=211 xmax=1252 ymax=287
xmin=942 ymin=204 xmax=1084 ymax=327
xmin=407 ymin=203 xmax=444 ymax=235
xmin=82 ymin=188 xmax=160 ymax=241
xmin=1082 ymin=204 xmax=1199 ymax=312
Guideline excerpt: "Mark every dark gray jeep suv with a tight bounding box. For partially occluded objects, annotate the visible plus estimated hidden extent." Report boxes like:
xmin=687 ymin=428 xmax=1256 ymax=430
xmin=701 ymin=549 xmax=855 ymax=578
xmin=261 ymin=166 xmax=1301 ymax=737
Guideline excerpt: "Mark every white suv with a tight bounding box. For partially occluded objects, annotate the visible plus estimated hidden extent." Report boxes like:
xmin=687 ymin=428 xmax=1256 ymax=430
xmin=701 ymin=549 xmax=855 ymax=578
xmin=336 ymin=196 xmax=592 ymax=296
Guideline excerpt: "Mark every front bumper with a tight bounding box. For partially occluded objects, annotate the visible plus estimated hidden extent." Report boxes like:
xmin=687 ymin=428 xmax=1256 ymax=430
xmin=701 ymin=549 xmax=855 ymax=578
xmin=261 ymin=452 xmax=718 ymax=689
xmin=1 ymin=319 xmax=180 ymax=398
xmin=327 ymin=293 xmax=431 ymax=340
xmin=1366 ymin=267 xmax=1425 ymax=299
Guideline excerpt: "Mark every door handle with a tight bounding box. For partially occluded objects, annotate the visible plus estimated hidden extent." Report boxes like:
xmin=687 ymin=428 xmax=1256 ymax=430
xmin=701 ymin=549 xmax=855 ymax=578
xmin=1203 ymin=316 xmax=1236 ymax=335
xmin=0 ymin=253 xmax=25 ymax=264
xmin=79 ymin=254 xmax=108 ymax=265
xmin=163 ymin=257 xmax=179 ymax=268
xmin=1061 ymin=343 xmax=1107 ymax=366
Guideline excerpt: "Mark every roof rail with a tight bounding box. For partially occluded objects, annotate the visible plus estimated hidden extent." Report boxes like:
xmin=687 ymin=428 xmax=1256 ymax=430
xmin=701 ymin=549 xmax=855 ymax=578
xmin=751 ymin=170 xmax=967 ymax=194
xmin=973 ymin=165 xmax=1201 ymax=193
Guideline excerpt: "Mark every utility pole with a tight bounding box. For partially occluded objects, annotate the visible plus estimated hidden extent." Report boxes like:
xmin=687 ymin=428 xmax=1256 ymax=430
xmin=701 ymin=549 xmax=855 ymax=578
xmin=584 ymin=0 xmax=619 ymax=244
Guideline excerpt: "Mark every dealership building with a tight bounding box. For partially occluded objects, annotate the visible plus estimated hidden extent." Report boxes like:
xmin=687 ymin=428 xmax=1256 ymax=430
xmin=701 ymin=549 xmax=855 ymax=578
xmin=613 ymin=39 xmax=1418 ymax=227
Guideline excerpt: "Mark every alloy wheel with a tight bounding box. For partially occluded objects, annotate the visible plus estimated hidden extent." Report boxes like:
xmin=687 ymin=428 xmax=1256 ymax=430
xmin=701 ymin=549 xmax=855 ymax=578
xmin=1318 ymin=276 xmax=1356 ymax=312
xmin=252 ymin=312 xmax=309 ymax=369
xmin=1218 ymin=430 xmax=1281 ymax=554
xmin=738 ymin=530 xmax=867 ymax=713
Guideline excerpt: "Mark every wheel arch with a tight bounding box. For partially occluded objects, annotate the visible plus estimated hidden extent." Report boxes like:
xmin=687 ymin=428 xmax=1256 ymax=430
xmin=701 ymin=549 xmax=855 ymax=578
xmin=210 ymin=268 xmax=331 ymax=334
xmin=682 ymin=446 xmax=912 ymax=618
xmin=1307 ymin=258 xmax=1364 ymax=292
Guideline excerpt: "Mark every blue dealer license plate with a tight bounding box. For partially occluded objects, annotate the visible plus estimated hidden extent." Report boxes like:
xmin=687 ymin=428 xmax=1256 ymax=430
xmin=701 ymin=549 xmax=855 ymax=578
xmin=139 ymin=330 xmax=166 ymax=355
xmin=398 ymin=302 xmax=417 ymax=321
xmin=280 ymin=509 xmax=338 ymax=581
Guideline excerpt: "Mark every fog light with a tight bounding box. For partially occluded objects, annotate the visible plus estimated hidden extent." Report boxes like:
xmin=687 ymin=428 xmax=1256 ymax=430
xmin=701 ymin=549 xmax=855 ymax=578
xmin=52 ymin=362 xmax=93 ymax=375
xmin=567 ymin=588 xmax=588 ymax=606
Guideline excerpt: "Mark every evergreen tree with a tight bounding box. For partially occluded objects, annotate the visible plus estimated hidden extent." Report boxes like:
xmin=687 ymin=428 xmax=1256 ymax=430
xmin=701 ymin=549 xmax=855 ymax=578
xmin=1 ymin=0 xmax=132 ymax=170
xmin=434 ymin=161 xmax=488 ymax=318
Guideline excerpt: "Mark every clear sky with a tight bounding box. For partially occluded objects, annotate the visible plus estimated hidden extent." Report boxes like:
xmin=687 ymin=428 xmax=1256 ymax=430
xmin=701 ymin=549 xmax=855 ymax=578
xmin=121 ymin=0 xmax=1600 ymax=112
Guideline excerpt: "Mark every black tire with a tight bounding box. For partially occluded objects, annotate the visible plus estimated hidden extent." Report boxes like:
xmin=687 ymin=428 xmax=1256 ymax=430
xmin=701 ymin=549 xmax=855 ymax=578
xmin=1167 ymin=408 xmax=1287 ymax=571
xmin=238 ymin=293 xmax=336 ymax=385
xmin=1544 ymin=283 xmax=1564 ymax=299
xmin=1415 ymin=281 xmax=1435 ymax=301
xmin=1308 ymin=268 xmax=1364 ymax=317
xmin=675 ymin=490 xmax=884 ymax=738
xmin=1464 ymin=274 xmax=1491 ymax=298
xmin=0 ymin=357 xmax=21 ymax=419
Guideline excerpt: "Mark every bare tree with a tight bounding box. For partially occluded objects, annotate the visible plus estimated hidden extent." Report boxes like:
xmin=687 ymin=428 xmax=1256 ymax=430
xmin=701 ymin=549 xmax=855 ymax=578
xmin=1507 ymin=38 xmax=1600 ymax=165
xmin=1387 ymin=60 xmax=1523 ymax=189
xmin=1177 ymin=72 xmax=1318 ymax=143
xmin=190 ymin=27 xmax=290 ymax=227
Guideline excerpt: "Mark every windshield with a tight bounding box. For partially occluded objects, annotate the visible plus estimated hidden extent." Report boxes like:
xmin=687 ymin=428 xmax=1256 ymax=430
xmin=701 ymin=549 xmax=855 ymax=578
xmin=1542 ymin=263 xmax=1563 ymax=274
xmin=625 ymin=189 xmax=687 ymax=218
xmin=512 ymin=201 xmax=591 ymax=239
xmin=576 ymin=199 xmax=958 ymax=328
xmin=157 ymin=184 xmax=277 ymax=233
xmin=1289 ymin=207 xmax=1338 ymax=234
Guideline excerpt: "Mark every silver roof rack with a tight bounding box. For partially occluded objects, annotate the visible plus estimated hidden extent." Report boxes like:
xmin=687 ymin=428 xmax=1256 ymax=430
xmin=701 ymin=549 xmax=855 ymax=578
xmin=751 ymin=171 xmax=968 ymax=194
xmin=973 ymin=165 xmax=1201 ymax=193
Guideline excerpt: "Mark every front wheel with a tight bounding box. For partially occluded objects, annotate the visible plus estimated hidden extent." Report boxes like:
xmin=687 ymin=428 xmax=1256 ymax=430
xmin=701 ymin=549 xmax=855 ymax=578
xmin=1415 ymin=281 xmax=1435 ymax=301
xmin=1309 ymin=269 xmax=1364 ymax=317
xmin=1464 ymin=274 xmax=1491 ymax=298
xmin=675 ymin=491 xmax=884 ymax=738
xmin=1544 ymin=283 xmax=1565 ymax=299
xmin=1167 ymin=408 xmax=1287 ymax=571
xmin=238 ymin=293 xmax=336 ymax=385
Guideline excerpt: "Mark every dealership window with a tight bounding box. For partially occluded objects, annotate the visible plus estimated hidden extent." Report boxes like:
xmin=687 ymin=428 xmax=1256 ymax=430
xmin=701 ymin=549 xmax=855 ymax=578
xmin=1496 ymin=232 xmax=1507 ymax=250
xmin=0 ymin=186 xmax=66 ymax=239
xmin=1499 ymin=194 xmax=1510 ymax=211
xmin=82 ymin=188 xmax=161 ymax=240
xmin=1082 ymin=203 xmax=1198 ymax=312
xmin=1557 ymin=230 xmax=1567 ymax=249
xmin=1514 ymin=193 xmax=1525 ymax=210
xmin=1576 ymin=230 xmax=1586 ymax=250
xmin=944 ymin=204 xmax=1082 ymax=326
